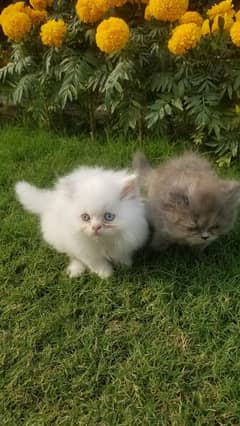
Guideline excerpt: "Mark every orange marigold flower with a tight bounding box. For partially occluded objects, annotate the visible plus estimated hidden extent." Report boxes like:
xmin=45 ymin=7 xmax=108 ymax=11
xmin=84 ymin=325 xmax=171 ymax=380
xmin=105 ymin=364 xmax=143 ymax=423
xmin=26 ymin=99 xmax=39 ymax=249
xmin=179 ymin=11 xmax=203 ymax=26
xmin=30 ymin=0 xmax=53 ymax=10
xmin=207 ymin=0 xmax=233 ymax=19
xmin=129 ymin=0 xmax=148 ymax=3
xmin=148 ymin=0 xmax=189 ymax=22
xmin=1 ymin=11 xmax=32 ymax=41
xmin=40 ymin=19 xmax=67 ymax=46
xmin=108 ymin=0 xmax=127 ymax=6
xmin=230 ymin=21 xmax=240 ymax=46
xmin=212 ymin=12 xmax=234 ymax=32
xmin=144 ymin=4 xmax=152 ymax=20
xmin=235 ymin=10 xmax=240 ymax=21
xmin=96 ymin=17 xmax=130 ymax=53
xmin=76 ymin=0 xmax=109 ymax=24
xmin=202 ymin=18 xmax=211 ymax=35
xmin=168 ymin=22 xmax=201 ymax=54
xmin=25 ymin=7 xmax=48 ymax=25
xmin=0 ymin=2 xmax=25 ymax=25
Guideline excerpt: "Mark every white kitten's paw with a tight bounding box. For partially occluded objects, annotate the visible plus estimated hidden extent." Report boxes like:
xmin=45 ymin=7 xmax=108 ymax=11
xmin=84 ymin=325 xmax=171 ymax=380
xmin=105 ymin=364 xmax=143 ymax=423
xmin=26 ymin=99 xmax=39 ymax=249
xmin=67 ymin=260 xmax=86 ymax=278
xmin=93 ymin=263 xmax=113 ymax=279
xmin=118 ymin=255 xmax=132 ymax=267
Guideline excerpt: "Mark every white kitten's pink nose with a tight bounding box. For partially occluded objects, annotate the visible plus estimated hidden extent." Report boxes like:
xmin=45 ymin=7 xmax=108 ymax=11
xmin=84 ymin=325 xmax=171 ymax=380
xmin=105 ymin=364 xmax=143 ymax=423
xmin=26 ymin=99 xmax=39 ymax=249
xmin=92 ymin=224 xmax=102 ymax=235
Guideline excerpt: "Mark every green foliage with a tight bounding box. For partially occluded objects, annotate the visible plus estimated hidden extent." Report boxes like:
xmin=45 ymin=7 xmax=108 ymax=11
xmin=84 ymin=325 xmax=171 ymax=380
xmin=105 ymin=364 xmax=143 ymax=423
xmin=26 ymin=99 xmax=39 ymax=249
xmin=1 ymin=1 xmax=240 ymax=163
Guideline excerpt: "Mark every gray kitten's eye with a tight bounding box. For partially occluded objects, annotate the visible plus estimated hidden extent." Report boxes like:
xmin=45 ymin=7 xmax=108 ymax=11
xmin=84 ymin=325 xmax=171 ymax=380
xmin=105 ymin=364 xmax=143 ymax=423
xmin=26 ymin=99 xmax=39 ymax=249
xmin=187 ymin=225 xmax=197 ymax=231
xmin=104 ymin=212 xmax=115 ymax=221
xmin=81 ymin=213 xmax=90 ymax=222
xmin=210 ymin=225 xmax=220 ymax=231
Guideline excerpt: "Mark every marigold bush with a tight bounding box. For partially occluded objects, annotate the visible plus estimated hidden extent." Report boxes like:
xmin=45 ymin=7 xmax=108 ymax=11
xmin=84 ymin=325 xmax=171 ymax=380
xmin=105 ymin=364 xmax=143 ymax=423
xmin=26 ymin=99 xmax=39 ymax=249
xmin=1 ymin=0 xmax=240 ymax=164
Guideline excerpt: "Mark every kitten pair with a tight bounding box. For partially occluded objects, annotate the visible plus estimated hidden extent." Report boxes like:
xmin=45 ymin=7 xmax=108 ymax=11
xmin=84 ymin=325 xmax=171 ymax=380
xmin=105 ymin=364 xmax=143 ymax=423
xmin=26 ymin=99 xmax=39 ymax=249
xmin=15 ymin=152 xmax=240 ymax=278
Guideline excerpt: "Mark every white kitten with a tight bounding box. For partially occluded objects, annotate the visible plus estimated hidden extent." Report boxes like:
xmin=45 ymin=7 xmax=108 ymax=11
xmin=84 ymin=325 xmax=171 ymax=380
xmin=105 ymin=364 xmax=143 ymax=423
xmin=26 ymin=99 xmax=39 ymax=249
xmin=15 ymin=167 xmax=149 ymax=278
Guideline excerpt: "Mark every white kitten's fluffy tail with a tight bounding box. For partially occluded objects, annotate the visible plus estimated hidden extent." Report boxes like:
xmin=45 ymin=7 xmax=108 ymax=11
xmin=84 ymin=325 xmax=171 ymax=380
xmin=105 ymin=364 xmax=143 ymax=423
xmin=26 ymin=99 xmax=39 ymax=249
xmin=15 ymin=181 xmax=51 ymax=215
xmin=132 ymin=152 xmax=152 ymax=176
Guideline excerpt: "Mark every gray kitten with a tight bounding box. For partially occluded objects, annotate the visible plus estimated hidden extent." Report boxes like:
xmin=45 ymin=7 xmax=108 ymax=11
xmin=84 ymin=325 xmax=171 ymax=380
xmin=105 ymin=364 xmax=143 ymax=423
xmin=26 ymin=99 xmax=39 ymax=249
xmin=133 ymin=151 xmax=240 ymax=250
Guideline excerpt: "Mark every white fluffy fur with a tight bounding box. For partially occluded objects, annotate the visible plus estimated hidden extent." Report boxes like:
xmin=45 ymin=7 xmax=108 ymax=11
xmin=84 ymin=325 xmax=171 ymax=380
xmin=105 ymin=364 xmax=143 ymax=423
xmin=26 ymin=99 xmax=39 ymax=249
xmin=15 ymin=167 xmax=149 ymax=278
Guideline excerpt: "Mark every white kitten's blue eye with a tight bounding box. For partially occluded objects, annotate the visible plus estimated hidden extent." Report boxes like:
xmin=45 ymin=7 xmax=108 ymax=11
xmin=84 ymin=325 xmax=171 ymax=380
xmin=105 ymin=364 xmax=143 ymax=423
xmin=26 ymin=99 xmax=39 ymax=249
xmin=104 ymin=212 xmax=115 ymax=222
xmin=81 ymin=213 xmax=90 ymax=222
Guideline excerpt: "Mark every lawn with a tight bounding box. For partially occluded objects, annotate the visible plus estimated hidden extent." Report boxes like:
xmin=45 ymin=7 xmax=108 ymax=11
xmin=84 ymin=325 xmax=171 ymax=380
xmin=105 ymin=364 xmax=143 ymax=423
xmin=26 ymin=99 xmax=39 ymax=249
xmin=1 ymin=126 xmax=240 ymax=425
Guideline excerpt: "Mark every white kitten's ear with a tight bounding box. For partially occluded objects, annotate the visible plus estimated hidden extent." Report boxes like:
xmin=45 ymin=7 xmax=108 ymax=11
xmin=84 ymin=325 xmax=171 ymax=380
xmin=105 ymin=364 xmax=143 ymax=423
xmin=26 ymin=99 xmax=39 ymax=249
xmin=120 ymin=174 xmax=137 ymax=200
xmin=223 ymin=180 xmax=240 ymax=205
xmin=57 ymin=178 xmax=75 ymax=198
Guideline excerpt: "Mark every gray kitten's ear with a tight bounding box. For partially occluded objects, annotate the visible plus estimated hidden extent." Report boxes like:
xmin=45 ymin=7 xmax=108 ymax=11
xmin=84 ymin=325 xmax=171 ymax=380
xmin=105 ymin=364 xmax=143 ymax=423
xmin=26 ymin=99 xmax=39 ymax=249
xmin=120 ymin=174 xmax=137 ymax=199
xmin=169 ymin=191 xmax=189 ymax=207
xmin=223 ymin=180 xmax=240 ymax=205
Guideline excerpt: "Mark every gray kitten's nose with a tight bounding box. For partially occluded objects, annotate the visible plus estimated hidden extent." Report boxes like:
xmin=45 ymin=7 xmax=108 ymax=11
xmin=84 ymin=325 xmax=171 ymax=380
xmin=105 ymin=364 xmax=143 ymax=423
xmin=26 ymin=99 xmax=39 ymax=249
xmin=201 ymin=232 xmax=209 ymax=240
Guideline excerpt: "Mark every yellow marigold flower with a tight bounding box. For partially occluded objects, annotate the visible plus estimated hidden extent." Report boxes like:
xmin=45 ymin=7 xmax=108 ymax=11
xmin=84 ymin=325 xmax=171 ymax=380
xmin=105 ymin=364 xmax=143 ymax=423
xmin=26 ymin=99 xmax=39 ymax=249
xmin=179 ymin=11 xmax=203 ymax=26
xmin=25 ymin=8 xmax=48 ymax=25
xmin=168 ymin=22 xmax=201 ymax=54
xmin=144 ymin=4 xmax=152 ymax=20
xmin=230 ymin=21 xmax=240 ymax=46
xmin=0 ymin=2 xmax=25 ymax=25
xmin=207 ymin=0 xmax=233 ymax=19
xmin=96 ymin=17 xmax=130 ymax=53
xmin=212 ymin=12 xmax=234 ymax=32
xmin=202 ymin=18 xmax=211 ymax=35
xmin=1 ymin=11 xmax=32 ymax=41
xmin=108 ymin=0 xmax=127 ymax=6
xmin=1 ymin=2 xmax=25 ymax=15
xmin=148 ymin=0 xmax=189 ymax=22
xmin=129 ymin=0 xmax=148 ymax=3
xmin=76 ymin=0 xmax=109 ymax=24
xmin=236 ymin=10 xmax=240 ymax=21
xmin=30 ymin=0 xmax=53 ymax=10
xmin=40 ymin=19 xmax=67 ymax=47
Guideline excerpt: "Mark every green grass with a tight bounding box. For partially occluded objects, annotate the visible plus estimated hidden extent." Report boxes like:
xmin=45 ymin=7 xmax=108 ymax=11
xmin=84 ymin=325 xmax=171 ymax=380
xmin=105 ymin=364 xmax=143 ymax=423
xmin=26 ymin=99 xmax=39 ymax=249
xmin=1 ymin=126 xmax=240 ymax=425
